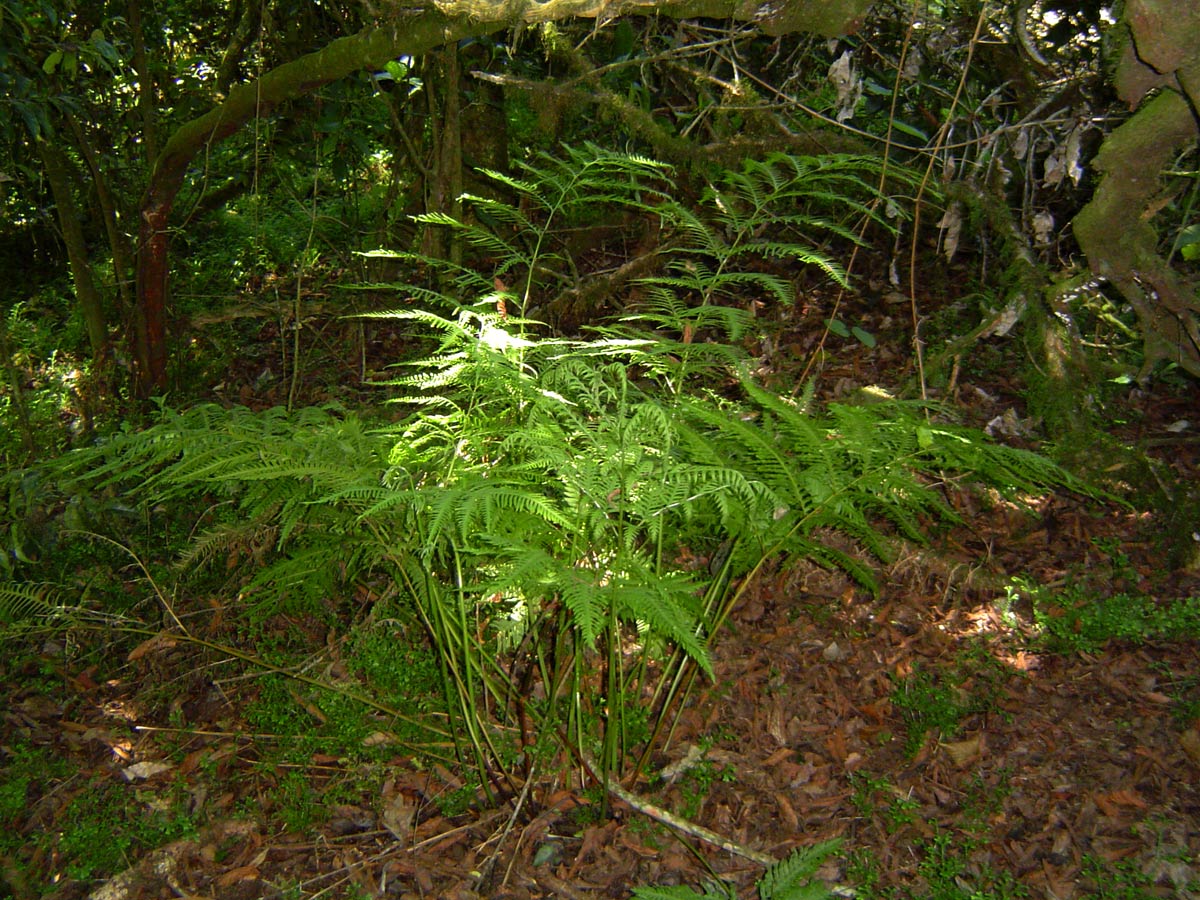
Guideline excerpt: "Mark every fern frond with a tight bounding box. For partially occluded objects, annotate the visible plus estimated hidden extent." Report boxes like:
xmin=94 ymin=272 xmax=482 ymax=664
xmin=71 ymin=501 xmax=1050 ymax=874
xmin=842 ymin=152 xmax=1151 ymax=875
xmin=756 ymin=840 xmax=843 ymax=900
xmin=0 ymin=581 xmax=65 ymax=624
xmin=174 ymin=521 xmax=279 ymax=573
xmin=558 ymin=568 xmax=608 ymax=646
xmin=633 ymin=884 xmax=735 ymax=900
xmin=610 ymin=561 xmax=710 ymax=674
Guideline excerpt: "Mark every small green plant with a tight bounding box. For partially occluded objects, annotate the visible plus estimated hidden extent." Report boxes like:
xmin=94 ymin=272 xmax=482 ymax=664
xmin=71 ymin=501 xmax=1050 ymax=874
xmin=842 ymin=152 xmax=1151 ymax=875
xmin=1150 ymin=661 xmax=1200 ymax=725
xmin=271 ymin=770 xmax=322 ymax=834
xmin=826 ymin=317 xmax=877 ymax=348
xmin=52 ymin=778 xmax=197 ymax=881
xmin=1024 ymin=582 xmax=1200 ymax=653
xmin=0 ymin=743 xmax=67 ymax=849
xmin=847 ymin=771 xmax=1025 ymax=900
xmin=891 ymin=666 xmax=972 ymax=756
xmin=850 ymin=772 xmax=921 ymax=834
xmin=846 ymin=848 xmax=883 ymax=898
xmin=959 ymin=768 xmax=1013 ymax=837
xmin=1079 ymin=853 xmax=1161 ymax=900
xmin=675 ymin=756 xmax=737 ymax=820
xmin=247 ymin=675 xmax=320 ymax=740
xmin=434 ymin=782 xmax=480 ymax=818
xmin=913 ymin=830 xmax=1028 ymax=900
xmin=632 ymin=839 xmax=843 ymax=900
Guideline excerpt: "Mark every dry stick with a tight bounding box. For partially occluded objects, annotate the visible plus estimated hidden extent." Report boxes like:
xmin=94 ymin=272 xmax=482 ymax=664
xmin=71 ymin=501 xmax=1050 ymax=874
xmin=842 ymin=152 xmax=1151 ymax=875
xmin=74 ymin=615 xmax=453 ymax=744
xmin=75 ymin=531 xmax=192 ymax=638
xmin=574 ymin=747 xmax=777 ymax=867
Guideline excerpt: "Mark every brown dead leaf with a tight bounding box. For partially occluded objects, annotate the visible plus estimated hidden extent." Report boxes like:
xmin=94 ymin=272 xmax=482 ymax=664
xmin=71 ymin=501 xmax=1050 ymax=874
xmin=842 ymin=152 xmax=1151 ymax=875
xmin=824 ymin=729 xmax=848 ymax=764
xmin=121 ymin=760 xmax=174 ymax=781
xmin=1105 ymin=788 xmax=1148 ymax=809
xmin=941 ymin=734 xmax=984 ymax=767
xmin=1093 ymin=788 xmax=1146 ymax=818
xmin=127 ymin=633 xmax=177 ymax=662
xmin=859 ymin=701 xmax=889 ymax=724
xmin=363 ymin=730 xmax=400 ymax=747
xmin=215 ymin=865 xmax=260 ymax=888
xmin=567 ymin=822 xmax=615 ymax=876
xmin=1180 ymin=728 xmax=1200 ymax=766
xmin=776 ymin=792 xmax=799 ymax=830
xmin=289 ymin=688 xmax=326 ymax=724
xmin=764 ymin=747 xmax=795 ymax=766
xmin=382 ymin=792 xmax=416 ymax=842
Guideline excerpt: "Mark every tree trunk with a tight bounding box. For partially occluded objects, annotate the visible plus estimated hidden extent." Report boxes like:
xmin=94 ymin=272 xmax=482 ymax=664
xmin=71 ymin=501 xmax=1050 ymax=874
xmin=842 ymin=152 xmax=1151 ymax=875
xmin=1072 ymin=0 xmax=1200 ymax=379
xmin=425 ymin=47 xmax=466 ymax=268
xmin=0 ymin=319 xmax=37 ymax=463
xmin=216 ymin=0 xmax=264 ymax=95
xmin=128 ymin=0 xmax=158 ymax=164
xmin=65 ymin=114 xmax=136 ymax=323
xmin=38 ymin=141 xmax=109 ymax=364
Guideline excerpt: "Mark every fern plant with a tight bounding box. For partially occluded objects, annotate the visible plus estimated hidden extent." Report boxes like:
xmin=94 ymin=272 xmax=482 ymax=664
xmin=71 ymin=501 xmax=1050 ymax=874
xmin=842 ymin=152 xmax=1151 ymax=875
xmin=12 ymin=144 xmax=1083 ymax=812
xmin=632 ymin=839 xmax=845 ymax=900
xmin=364 ymin=141 xmax=674 ymax=325
xmin=0 ymin=581 xmax=63 ymax=625
xmin=609 ymin=152 xmax=920 ymax=391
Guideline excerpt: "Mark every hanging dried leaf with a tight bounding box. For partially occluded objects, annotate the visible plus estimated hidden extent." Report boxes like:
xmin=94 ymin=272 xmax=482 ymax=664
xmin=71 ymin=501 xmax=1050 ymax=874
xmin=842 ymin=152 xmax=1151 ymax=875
xmin=828 ymin=51 xmax=862 ymax=123
xmin=938 ymin=203 xmax=963 ymax=261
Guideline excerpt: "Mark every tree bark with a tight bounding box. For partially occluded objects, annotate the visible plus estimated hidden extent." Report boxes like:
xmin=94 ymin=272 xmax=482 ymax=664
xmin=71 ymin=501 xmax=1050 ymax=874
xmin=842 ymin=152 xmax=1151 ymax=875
xmin=65 ymin=114 xmax=136 ymax=323
xmin=133 ymin=0 xmax=873 ymax=395
xmin=216 ymin=0 xmax=264 ymax=95
xmin=128 ymin=0 xmax=158 ymax=165
xmin=38 ymin=141 xmax=109 ymax=363
xmin=1071 ymin=0 xmax=1200 ymax=379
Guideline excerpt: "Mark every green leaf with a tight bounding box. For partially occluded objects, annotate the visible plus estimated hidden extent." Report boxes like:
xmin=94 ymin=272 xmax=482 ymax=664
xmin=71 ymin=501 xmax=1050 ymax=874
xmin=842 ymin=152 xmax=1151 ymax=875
xmin=889 ymin=118 xmax=930 ymax=143
xmin=42 ymin=49 xmax=62 ymax=73
xmin=851 ymin=325 xmax=876 ymax=348
xmin=1177 ymin=224 xmax=1200 ymax=259
xmin=826 ymin=318 xmax=851 ymax=338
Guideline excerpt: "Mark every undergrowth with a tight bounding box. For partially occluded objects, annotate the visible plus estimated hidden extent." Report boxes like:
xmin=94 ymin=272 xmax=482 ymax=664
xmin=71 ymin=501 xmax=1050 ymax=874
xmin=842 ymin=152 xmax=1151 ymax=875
xmin=1 ymin=145 xmax=1081 ymax=833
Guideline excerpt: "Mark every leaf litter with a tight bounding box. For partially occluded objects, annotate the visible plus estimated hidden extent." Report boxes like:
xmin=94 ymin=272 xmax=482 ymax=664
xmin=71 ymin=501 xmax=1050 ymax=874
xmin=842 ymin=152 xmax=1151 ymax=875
xmin=3 ymin=301 xmax=1200 ymax=900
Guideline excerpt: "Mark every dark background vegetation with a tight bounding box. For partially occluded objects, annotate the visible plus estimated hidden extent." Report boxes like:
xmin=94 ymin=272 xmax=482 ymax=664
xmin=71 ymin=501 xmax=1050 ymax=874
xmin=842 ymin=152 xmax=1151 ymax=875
xmin=2 ymin=1 xmax=1200 ymax=898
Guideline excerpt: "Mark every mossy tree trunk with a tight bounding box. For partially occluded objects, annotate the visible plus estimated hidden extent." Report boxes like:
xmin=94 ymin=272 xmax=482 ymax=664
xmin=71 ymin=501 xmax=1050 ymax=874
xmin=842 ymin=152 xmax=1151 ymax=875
xmin=423 ymin=46 xmax=466 ymax=268
xmin=37 ymin=141 xmax=109 ymax=365
xmin=1071 ymin=0 xmax=1200 ymax=379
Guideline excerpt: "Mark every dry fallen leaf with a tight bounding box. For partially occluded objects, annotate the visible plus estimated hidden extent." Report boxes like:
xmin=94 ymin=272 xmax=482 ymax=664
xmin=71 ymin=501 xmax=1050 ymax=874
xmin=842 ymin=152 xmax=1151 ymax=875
xmin=941 ymin=734 xmax=984 ymax=767
xmin=776 ymin=792 xmax=799 ymax=830
xmin=127 ymin=633 xmax=177 ymax=662
xmin=382 ymin=792 xmax=416 ymax=842
xmin=121 ymin=760 xmax=174 ymax=781
xmin=1180 ymin=728 xmax=1200 ymax=766
xmin=215 ymin=865 xmax=260 ymax=888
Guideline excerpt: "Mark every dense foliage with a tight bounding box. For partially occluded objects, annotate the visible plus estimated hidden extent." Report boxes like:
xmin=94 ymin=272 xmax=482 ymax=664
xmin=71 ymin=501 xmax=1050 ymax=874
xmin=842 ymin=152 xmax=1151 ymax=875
xmin=2 ymin=2 xmax=1199 ymax=897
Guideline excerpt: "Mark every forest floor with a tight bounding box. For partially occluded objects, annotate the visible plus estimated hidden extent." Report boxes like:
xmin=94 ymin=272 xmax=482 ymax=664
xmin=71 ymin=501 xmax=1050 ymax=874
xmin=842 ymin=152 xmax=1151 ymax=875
xmin=4 ymin=288 xmax=1200 ymax=900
